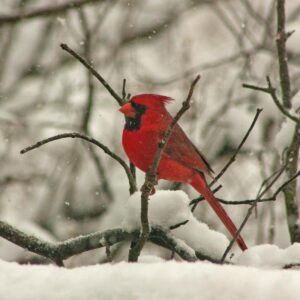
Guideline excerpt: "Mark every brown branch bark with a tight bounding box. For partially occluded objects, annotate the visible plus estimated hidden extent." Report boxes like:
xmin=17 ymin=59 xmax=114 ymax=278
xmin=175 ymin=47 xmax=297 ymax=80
xmin=284 ymin=122 xmax=300 ymax=242
xmin=0 ymin=221 xmax=201 ymax=264
xmin=276 ymin=0 xmax=291 ymax=109
xmin=275 ymin=0 xmax=300 ymax=243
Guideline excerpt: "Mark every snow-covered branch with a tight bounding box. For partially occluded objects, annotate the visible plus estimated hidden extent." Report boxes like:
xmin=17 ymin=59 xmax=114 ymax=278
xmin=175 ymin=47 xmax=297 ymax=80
xmin=0 ymin=220 xmax=212 ymax=264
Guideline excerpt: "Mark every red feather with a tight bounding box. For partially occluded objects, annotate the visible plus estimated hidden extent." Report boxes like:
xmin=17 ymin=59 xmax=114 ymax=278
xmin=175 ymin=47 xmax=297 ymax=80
xmin=120 ymin=94 xmax=247 ymax=251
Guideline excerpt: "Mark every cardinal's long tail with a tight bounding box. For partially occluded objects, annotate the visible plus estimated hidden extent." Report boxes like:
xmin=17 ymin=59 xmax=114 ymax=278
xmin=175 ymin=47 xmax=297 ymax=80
xmin=191 ymin=175 xmax=247 ymax=251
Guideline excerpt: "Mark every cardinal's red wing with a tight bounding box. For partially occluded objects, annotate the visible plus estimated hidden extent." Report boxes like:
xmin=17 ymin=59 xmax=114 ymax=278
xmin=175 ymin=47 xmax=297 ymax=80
xmin=164 ymin=123 xmax=214 ymax=177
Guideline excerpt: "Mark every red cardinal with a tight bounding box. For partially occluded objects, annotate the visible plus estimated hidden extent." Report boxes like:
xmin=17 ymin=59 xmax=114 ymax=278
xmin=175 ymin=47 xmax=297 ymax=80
xmin=119 ymin=94 xmax=247 ymax=251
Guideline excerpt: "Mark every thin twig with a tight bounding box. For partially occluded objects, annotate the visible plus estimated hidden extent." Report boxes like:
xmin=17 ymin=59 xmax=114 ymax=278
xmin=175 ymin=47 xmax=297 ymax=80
xmin=130 ymin=162 xmax=136 ymax=185
xmin=221 ymin=205 xmax=253 ymax=263
xmin=192 ymin=108 xmax=263 ymax=211
xmin=211 ymin=108 xmax=263 ymax=186
xmin=169 ymin=220 xmax=189 ymax=230
xmin=242 ymin=79 xmax=299 ymax=123
xmin=190 ymin=185 xmax=222 ymax=211
xmin=242 ymin=83 xmax=270 ymax=93
xmin=20 ymin=132 xmax=137 ymax=194
xmin=121 ymin=78 xmax=136 ymax=186
xmin=221 ymin=162 xmax=287 ymax=262
xmin=60 ymin=43 xmax=124 ymax=105
xmin=122 ymin=79 xmax=127 ymax=100
xmin=209 ymin=167 xmax=300 ymax=206
xmin=216 ymin=198 xmax=274 ymax=205
xmin=256 ymin=163 xmax=287 ymax=196
xmin=128 ymin=75 xmax=201 ymax=262
xmin=266 ymin=77 xmax=298 ymax=122
xmin=272 ymin=171 xmax=300 ymax=198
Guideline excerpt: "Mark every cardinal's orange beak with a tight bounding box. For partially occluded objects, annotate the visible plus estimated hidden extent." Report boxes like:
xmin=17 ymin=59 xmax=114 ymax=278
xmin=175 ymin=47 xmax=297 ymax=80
xmin=119 ymin=102 xmax=136 ymax=118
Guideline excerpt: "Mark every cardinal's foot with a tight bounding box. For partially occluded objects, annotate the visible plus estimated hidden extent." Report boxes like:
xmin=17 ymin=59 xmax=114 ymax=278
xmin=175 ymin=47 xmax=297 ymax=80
xmin=141 ymin=182 xmax=156 ymax=195
xmin=150 ymin=186 xmax=156 ymax=195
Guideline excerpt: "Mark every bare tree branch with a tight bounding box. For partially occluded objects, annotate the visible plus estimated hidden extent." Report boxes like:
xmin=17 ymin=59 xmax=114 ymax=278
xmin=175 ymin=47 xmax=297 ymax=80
xmin=221 ymin=162 xmax=287 ymax=262
xmin=191 ymin=108 xmax=263 ymax=212
xmin=0 ymin=221 xmax=202 ymax=263
xmin=242 ymin=78 xmax=299 ymax=122
xmin=276 ymin=0 xmax=291 ymax=108
xmin=190 ymin=185 xmax=222 ymax=209
xmin=192 ymin=167 xmax=299 ymax=207
xmin=211 ymin=108 xmax=263 ymax=186
xmin=20 ymin=132 xmax=137 ymax=194
xmin=60 ymin=43 xmax=124 ymax=106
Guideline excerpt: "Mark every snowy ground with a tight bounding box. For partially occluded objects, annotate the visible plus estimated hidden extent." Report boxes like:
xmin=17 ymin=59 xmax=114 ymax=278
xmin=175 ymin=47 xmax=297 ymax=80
xmin=1 ymin=259 xmax=300 ymax=300
xmin=1 ymin=190 xmax=300 ymax=299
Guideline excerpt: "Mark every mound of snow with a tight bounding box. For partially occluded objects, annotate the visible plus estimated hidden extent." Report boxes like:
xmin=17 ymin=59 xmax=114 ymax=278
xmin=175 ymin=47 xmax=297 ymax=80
xmin=237 ymin=243 xmax=300 ymax=268
xmin=123 ymin=190 xmax=229 ymax=259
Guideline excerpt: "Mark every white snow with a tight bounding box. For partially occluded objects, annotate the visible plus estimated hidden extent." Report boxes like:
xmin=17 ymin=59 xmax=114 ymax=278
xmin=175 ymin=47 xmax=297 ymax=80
xmin=274 ymin=118 xmax=295 ymax=153
xmin=123 ymin=190 xmax=229 ymax=259
xmin=274 ymin=90 xmax=300 ymax=153
xmin=238 ymin=243 xmax=300 ymax=268
xmin=123 ymin=190 xmax=192 ymax=230
xmin=1 ymin=259 xmax=300 ymax=300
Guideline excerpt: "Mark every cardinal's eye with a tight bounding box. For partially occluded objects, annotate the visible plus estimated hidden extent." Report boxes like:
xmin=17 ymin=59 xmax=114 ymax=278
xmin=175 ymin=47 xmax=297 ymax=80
xmin=131 ymin=101 xmax=147 ymax=114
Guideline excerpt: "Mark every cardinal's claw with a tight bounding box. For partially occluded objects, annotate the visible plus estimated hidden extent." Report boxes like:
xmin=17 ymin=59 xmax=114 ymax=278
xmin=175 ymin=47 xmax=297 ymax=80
xmin=150 ymin=186 xmax=156 ymax=195
xmin=141 ymin=181 xmax=156 ymax=195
